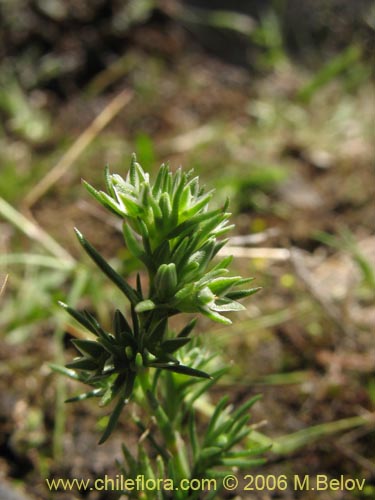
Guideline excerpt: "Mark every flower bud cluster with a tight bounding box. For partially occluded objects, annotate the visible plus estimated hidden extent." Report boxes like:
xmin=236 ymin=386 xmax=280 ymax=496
xmin=85 ymin=154 xmax=260 ymax=324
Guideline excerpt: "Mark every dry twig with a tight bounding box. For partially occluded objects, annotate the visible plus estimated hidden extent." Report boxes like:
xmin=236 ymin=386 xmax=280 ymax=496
xmin=0 ymin=273 xmax=8 ymax=297
xmin=24 ymin=89 xmax=133 ymax=208
xmin=290 ymin=247 xmax=354 ymax=338
xmin=219 ymin=246 xmax=290 ymax=260
xmin=0 ymin=196 xmax=75 ymax=265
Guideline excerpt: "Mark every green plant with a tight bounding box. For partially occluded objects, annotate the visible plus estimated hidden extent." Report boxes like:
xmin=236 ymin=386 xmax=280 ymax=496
xmin=316 ymin=228 xmax=375 ymax=293
xmin=54 ymin=155 xmax=266 ymax=499
xmin=297 ymin=45 xmax=364 ymax=102
xmin=250 ymin=9 xmax=286 ymax=69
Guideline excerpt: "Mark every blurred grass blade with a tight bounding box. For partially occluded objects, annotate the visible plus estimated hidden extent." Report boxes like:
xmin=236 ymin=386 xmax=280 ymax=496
xmin=173 ymin=5 xmax=255 ymax=36
xmin=298 ymin=45 xmax=361 ymax=102
xmin=98 ymin=371 xmax=135 ymax=444
xmin=0 ymin=196 xmax=75 ymax=265
xmin=250 ymin=415 xmax=373 ymax=455
xmin=0 ymin=67 xmax=50 ymax=143
xmin=74 ymin=228 xmax=139 ymax=304
xmin=0 ymin=253 xmax=73 ymax=270
xmin=0 ymin=274 xmax=8 ymax=297
xmin=49 ymin=363 xmax=81 ymax=381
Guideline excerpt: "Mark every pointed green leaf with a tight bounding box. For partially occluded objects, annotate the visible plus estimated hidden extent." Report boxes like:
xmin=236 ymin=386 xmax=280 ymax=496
xmin=186 ymin=367 xmax=228 ymax=407
xmin=82 ymin=309 xmax=103 ymax=337
xmin=227 ymin=414 xmax=251 ymax=441
xmin=152 ymin=240 xmax=171 ymax=266
xmin=188 ymin=176 xmax=199 ymax=196
xmin=113 ymin=309 xmax=132 ymax=336
xmin=74 ymin=228 xmax=139 ymax=304
xmin=116 ymin=192 xmax=142 ymax=217
xmin=129 ymin=152 xmax=139 ymax=187
xmin=65 ymin=388 xmax=104 ymax=403
xmin=162 ymin=364 xmax=211 ymax=379
xmin=98 ymin=396 xmax=127 ymax=444
xmin=147 ymin=317 xmax=168 ymax=345
xmin=174 ymin=283 xmax=195 ymax=302
xmin=225 ymin=428 xmax=252 ymax=450
xmin=147 ymin=356 xmax=178 ymax=368
xmin=130 ymin=304 xmax=139 ymax=339
xmin=198 ymin=446 xmax=222 ymax=461
xmin=152 ymin=163 xmax=167 ymax=197
xmin=231 ymin=394 xmax=262 ymax=421
xmin=122 ymin=443 xmax=138 ymax=474
xmin=82 ymin=180 xmax=104 ymax=204
xmin=197 ymin=267 xmax=229 ymax=286
xmin=178 ymin=184 xmax=190 ymax=214
xmin=135 ymin=299 xmax=156 ymax=313
xmin=170 ymin=236 xmax=189 ymax=264
xmin=226 ymin=287 xmax=261 ymax=300
xmin=181 ymin=260 xmax=200 ymax=281
xmin=188 ymin=410 xmax=200 ymax=461
xmin=98 ymin=191 xmax=126 ymax=217
xmin=78 ymin=326 xmax=115 ymax=356
xmin=111 ymin=173 xmax=133 ymax=193
xmin=165 ymin=208 xmax=224 ymax=240
xmin=159 ymin=192 xmax=172 ymax=222
xmin=212 ymin=255 xmax=233 ymax=270
xmin=183 ymin=191 xmax=213 ymax=218
xmin=81 ymin=311 xmax=112 ymax=344
xmin=104 ymin=164 xmax=116 ymax=197
xmin=136 ymin=273 xmax=143 ymax=297
xmin=171 ymin=171 xmax=186 ymax=220
xmin=160 ymin=337 xmax=191 ymax=353
xmin=220 ymin=457 xmax=266 ymax=468
xmin=208 ymin=276 xmax=241 ymax=295
xmin=71 ymin=339 xmax=106 ymax=358
xmin=66 ymin=357 xmax=98 ymax=371
xmin=98 ymin=371 xmax=135 ymax=444
xmin=198 ymin=213 xmax=230 ymax=242
xmin=205 ymin=469 xmax=234 ymax=480
xmin=49 ymin=363 xmax=81 ymax=380
xmin=138 ymin=443 xmax=155 ymax=480
xmin=200 ymin=307 xmax=232 ymax=325
xmin=83 ymin=180 xmax=124 ymax=218
xmin=123 ymin=222 xmax=144 ymax=258
xmin=177 ymin=318 xmax=197 ymax=337
xmin=226 ymin=445 xmax=270 ymax=458
xmin=206 ymin=396 xmax=230 ymax=441
xmin=211 ymin=300 xmax=246 ymax=312
xmin=59 ymin=301 xmax=99 ymax=336
xmin=145 ymin=185 xmax=162 ymax=219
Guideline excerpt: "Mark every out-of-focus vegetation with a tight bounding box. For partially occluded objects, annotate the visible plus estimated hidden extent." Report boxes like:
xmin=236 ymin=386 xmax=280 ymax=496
xmin=0 ymin=1 xmax=374 ymax=499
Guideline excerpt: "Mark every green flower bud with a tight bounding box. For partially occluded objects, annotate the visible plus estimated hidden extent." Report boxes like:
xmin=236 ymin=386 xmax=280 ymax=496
xmin=154 ymin=263 xmax=178 ymax=301
xmin=135 ymin=352 xmax=143 ymax=369
xmin=197 ymin=286 xmax=215 ymax=305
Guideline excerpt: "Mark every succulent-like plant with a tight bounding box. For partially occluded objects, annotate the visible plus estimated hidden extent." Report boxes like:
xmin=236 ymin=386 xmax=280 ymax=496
xmin=54 ymin=156 xmax=265 ymax=498
xmin=57 ymin=155 xmax=260 ymax=443
xmin=82 ymin=155 xmax=258 ymax=324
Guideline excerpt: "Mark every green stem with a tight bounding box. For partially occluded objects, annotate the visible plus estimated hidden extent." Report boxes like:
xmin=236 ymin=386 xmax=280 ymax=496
xmin=137 ymin=367 xmax=190 ymax=481
xmin=137 ymin=368 xmax=172 ymax=442
xmin=52 ymin=326 xmax=66 ymax=459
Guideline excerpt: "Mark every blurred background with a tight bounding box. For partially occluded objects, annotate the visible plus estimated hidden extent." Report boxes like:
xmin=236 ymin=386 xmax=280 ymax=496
xmin=0 ymin=1 xmax=374 ymax=499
